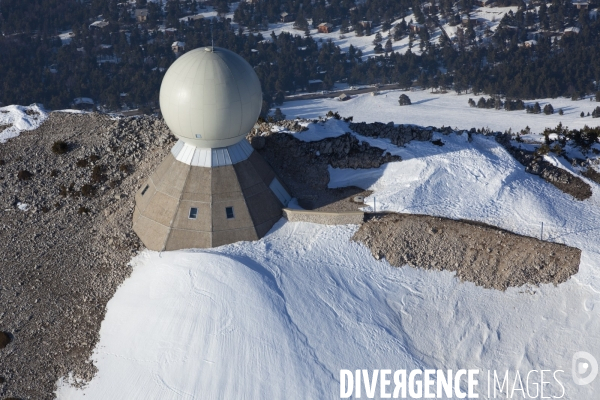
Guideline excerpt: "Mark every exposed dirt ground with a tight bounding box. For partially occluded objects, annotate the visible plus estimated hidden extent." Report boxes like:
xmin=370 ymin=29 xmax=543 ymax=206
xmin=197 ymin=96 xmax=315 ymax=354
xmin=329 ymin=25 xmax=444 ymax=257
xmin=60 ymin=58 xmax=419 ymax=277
xmin=0 ymin=112 xmax=174 ymax=400
xmin=353 ymin=213 xmax=581 ymax=291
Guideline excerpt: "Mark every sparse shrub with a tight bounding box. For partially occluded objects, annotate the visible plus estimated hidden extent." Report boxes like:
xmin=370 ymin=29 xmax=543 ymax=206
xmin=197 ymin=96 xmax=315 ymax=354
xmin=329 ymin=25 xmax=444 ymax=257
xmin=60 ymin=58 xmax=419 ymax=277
xmin=0 ymin=331 xmax=11 ymax=348
xmin=536 ymin=143 xmax=550 ymax=155
xmin=41 ymin=206 xmax=50 ymax=213
xmin=273 ymin=108 xmax=286 ymax=121
xmin=54 ymin=202 xmax=61 ymax=210
xmin=399 ymin=94 xmax=411 ymax=106
xmin=77 ymin=206 xmax=90 ymax=214
xmin=89 ymin=154 xmax=100 ymax=162
xmin=326 ymin=110 xmax=341 ymax=119
xmin=0 ymin=376 xmax=5 ymax=383
xmin=51 ymin=140 xmax=68 ymax=154
xmin=119 ymin=164 xmax=130 ymax=173
xmin=0 ymin=159 xmax=5 ymax=166
xmin=59 ymin=185 xmax=67 ymax=197
xmin=432 ymin=139 xmax=445 ymax=146
xmin=50 ymin=169 xmax=59 ymax=177
xmin=81 ymin=184 xmax=95 ymax=197
xmin=109 ymin=180 xmax=119 ymax=189
xmin=76 ymin=159 xmax=88 ymax=168
xmin=551 ymin=144 xmax=562 ymax=154
xmin=558 ymin=109 xmax=563 ymax=115
xmin=17 ymin=170 xmax=33 ymax=180
xmin=92 ymin=165 xmax=107 ymax=183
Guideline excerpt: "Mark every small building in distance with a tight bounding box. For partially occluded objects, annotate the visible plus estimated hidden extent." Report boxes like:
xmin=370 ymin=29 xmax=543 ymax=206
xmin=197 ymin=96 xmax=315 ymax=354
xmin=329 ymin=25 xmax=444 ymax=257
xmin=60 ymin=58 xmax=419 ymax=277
xmin=135 ymin=9 xmax=149 ymax=23
xmin=72 ymin=97 xmax=95 ymax=110
xmin=318 ymin=22 xmax=333 ymax=33
xmin=564 ymin=26 xmax=581 ymax=35
xmin=180 ymin=14 xmax=205 ymax=24
xmin=89 ymin=20 xmax=109 ymax=30
xmin=409 ymin=23 xmax=425 ymax=33
xmin=337 ymin=93 xmax=350 ymax=101
xmin=280 ymin=12 xmax=293 ymax=22
xmin=573 ymin=1 xmax=589 ymax=10
xmin=172 ymin=41 xmax=185 ymax=53
xmin=308 ymin=79 xmax=324 ymax=92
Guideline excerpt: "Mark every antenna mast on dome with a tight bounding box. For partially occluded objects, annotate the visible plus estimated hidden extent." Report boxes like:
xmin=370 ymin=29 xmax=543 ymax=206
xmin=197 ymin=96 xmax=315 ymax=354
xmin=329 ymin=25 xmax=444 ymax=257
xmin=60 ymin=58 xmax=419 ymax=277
xmin=210 ymin=19 xmax=214 ymax=51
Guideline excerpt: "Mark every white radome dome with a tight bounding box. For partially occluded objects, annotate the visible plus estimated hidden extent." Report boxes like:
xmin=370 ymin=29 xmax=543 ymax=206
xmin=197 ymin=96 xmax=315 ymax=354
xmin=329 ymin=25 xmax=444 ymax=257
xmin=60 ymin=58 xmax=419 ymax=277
xmin=159 ymin=47 xmax=262 ymax=148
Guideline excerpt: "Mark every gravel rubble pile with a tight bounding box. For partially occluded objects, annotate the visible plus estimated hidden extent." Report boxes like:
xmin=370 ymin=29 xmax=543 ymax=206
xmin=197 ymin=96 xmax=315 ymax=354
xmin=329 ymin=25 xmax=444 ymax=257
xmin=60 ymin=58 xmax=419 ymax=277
xmin=353 ymin=213 xmax=581 ymax=291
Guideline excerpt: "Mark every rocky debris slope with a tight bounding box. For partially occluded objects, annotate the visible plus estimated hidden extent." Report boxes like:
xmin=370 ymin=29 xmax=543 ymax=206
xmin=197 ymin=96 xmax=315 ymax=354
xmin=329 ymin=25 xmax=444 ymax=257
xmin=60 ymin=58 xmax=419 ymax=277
xmin=0 ymin=112 xmax=174 ymax=400
xmin=250 ymin=130 xmax=399 ymax=210
xmin=495 ymin=133 xmax=592 ymax=200
xmin=353 ymin=213 xmax=581 ymax=291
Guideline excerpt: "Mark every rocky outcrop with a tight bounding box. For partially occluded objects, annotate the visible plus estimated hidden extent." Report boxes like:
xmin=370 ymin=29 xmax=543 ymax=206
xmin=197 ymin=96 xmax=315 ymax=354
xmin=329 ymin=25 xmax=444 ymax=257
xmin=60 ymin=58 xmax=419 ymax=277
xmin=349 ymin=121 xmax=436 ymax=146
xmin=496 ymin=133 xmax=592 ymax=200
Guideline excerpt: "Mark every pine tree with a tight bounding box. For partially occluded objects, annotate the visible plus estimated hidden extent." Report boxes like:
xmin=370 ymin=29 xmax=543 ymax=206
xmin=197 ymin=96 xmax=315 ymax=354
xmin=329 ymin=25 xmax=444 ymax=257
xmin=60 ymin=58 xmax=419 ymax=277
xmin=384 ymin=39 xmax=392 ymax=53
xmin=398 ymin=94 xmax=411 ymax=105
xmin=543 ymin=104 xmax=554 ymax=115
xmin=373 ymin=32 xmax=383 ymax=44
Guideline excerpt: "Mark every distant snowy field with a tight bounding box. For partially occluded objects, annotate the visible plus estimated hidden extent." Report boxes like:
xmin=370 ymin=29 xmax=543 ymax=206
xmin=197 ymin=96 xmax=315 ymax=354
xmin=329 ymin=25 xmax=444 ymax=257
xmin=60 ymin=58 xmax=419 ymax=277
xmin=55 ymin=94 xmax=600 ymax=399
xmin=281 ymin=89 xmax=600 ymax=134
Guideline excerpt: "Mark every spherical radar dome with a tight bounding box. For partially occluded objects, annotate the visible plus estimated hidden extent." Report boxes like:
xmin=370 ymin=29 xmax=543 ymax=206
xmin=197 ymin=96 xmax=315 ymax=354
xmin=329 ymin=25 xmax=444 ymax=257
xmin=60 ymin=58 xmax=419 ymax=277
xmin=160 ymin=47 xmax=262 ymax=148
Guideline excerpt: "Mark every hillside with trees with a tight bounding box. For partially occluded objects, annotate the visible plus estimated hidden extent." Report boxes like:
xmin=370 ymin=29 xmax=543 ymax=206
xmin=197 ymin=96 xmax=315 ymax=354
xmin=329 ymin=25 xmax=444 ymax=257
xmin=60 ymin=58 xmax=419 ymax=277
xmin=1 ymin=0 xmax=600 ymax=113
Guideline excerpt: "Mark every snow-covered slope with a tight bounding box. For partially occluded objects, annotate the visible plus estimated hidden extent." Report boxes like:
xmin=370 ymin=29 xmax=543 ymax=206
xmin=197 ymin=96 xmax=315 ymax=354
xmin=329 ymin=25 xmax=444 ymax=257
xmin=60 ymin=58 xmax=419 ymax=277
xmin=0 ymin=104 xmax=48 ymax=143
xmin=56 ymin=95 xmax=600 ymax=399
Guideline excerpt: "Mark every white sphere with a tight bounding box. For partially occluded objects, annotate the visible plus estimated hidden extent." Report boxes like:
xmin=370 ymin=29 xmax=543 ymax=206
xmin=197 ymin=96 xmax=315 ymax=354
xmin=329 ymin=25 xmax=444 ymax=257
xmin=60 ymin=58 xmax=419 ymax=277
xmin=159 ymin=47 xmax=262 ymax=148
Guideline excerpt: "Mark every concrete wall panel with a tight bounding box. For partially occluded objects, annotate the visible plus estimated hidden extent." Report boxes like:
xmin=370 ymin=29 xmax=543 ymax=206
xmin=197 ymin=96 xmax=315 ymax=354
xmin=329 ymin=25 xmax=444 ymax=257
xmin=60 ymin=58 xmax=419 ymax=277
xmin=140 ymin=191 xmax=180 ymax=227
xmin=171 ymin=201 xmax=212 ymax=231
xmin=233 ymin=158 xmax=262 ymax=189
xmin=165 ymin=229 xmax=211 ymax=250
xmin=255 ymin=217 xmax=282 ymax=238
xmin=154 ymin=158 xmax=191 ymax=198
xmin=133 ymin=215 xmax=170 ymax=251
xmin=246 ymin=152 xmax=275 ymax=184
xmin=212 ymin=197 xmax=254 ymax=231
xmin=183 ymin=166 xmax=212 ymax=194
xmin=212 ymin=227 xmax=258 ymax=247
xmin=211 ymin=165 xmax=242 ymax=194
xmin=244 ymin=188 xmax=283 ymax=225
xmin=135 ymin=179 xmax=157 ymax=213
xmin=150 ymin=153 xmax=176 ymax=186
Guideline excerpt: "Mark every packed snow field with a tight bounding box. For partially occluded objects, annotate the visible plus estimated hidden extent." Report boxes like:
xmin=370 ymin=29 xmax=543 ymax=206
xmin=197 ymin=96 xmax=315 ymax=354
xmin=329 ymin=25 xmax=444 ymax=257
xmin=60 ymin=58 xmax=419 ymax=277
xmin=282 ymin=89 xmax=600 ymax=134
xmin=50 ymin=92 xmax=600 ymax=399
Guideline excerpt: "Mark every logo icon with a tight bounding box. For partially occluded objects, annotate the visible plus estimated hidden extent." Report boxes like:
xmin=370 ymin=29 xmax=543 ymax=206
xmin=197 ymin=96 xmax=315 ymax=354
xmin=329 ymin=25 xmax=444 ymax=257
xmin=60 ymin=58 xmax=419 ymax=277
xmin=572 ymin=351 xmax=598 ymax=385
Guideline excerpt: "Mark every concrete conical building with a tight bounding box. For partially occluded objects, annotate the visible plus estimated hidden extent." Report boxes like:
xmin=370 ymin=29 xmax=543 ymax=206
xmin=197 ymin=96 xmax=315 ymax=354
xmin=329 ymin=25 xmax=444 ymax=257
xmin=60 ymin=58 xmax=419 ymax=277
xmin=133 ymin=47 xmax=290 ymax=251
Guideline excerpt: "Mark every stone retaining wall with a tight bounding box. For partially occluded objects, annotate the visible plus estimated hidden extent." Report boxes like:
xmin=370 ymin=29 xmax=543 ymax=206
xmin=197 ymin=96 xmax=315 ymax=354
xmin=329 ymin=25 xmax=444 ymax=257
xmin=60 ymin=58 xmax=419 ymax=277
xmin=283 ymin=208 xmax=365 ymax=225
